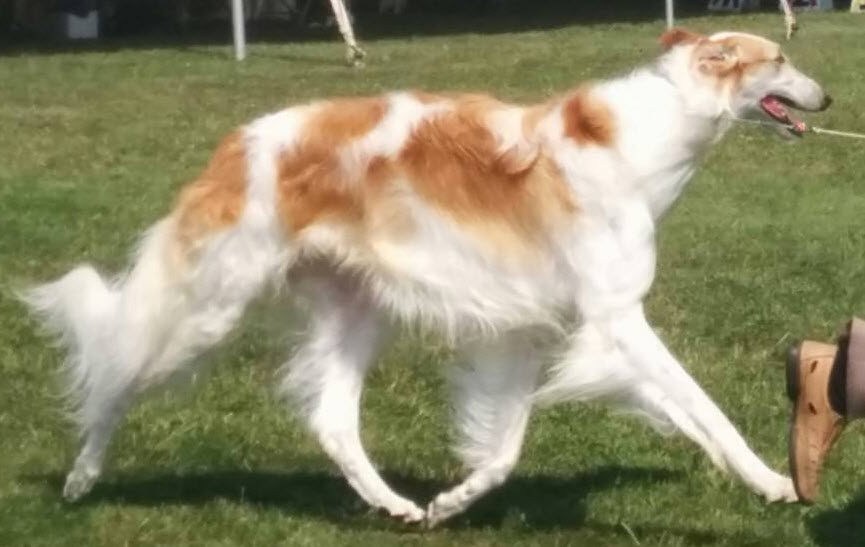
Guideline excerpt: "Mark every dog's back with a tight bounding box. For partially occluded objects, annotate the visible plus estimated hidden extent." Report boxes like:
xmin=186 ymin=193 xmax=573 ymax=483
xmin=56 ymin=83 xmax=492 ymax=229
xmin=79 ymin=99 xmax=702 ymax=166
xmin=172 ymin=91 xmax=590 ymax=336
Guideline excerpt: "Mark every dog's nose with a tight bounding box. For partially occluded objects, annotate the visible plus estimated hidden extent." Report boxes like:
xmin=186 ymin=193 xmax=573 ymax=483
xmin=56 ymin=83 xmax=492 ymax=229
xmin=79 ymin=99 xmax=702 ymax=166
xmin=819 ymin=94 xmax=833 ymax=111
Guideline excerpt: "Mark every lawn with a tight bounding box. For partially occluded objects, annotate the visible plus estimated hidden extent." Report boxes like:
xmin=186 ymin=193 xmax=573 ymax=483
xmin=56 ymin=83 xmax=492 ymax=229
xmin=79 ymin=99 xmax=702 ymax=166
xmin=2 ymin=10 xmax=865 ymax=547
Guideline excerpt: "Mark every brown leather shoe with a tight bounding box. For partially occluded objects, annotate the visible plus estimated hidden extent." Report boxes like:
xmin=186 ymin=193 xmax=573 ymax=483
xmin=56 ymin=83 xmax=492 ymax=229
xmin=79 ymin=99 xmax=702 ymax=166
xmin=786 ymin=341 xmax=846 ymax=503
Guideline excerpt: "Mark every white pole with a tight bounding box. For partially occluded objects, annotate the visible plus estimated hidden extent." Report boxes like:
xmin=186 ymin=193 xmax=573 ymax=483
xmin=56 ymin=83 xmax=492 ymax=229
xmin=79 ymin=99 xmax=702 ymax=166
xmin=666 ymin=0 xmax=674 ymax=28
xmin=328 ymin=0 xmax=366 ymax=66
xmin=231 ymin=0 xmax=246 ymax=61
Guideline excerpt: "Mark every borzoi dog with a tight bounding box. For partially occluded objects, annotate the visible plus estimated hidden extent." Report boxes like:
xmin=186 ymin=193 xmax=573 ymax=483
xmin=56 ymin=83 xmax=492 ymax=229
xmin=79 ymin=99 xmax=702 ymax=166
xmin=23 ymin=28 xmax=831 ymax=525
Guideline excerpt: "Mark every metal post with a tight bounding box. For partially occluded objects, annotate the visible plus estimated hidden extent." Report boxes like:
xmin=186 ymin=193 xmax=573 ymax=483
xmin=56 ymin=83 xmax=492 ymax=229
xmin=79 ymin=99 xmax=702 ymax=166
xmin=231 ymin=0 xmax=246 ymax=61
xmin=666 ymin=0 xmax=675 ymax=28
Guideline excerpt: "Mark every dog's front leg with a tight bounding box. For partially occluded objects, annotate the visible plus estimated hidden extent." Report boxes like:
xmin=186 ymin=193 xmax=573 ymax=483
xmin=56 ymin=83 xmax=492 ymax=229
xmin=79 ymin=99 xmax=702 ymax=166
xmin=573 ymin=201 xmax=794 ymax=502
xmin=595 ymin=306 xmax=796 ymax=502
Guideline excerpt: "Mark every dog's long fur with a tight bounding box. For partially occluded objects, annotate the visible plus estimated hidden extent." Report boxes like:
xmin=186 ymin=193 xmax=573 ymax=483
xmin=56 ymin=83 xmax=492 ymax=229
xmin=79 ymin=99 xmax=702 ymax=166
xmin=24 ymin=29 xmax=830 ymax=524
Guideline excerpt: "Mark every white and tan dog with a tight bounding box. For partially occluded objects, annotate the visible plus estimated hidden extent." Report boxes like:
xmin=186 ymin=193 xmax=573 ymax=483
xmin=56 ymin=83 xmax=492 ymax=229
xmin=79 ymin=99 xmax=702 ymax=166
xmin=24 ymin=28 xmax=831 ymax=525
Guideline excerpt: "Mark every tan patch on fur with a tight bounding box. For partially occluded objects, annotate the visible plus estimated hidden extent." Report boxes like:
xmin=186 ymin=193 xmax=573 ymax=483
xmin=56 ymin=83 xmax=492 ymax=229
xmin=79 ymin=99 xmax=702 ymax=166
xmin=397 ymin=97 xmax=576 ymax=253
xmin=696 ymin=33 xmax=784 ymax=90
xmin=714 ymin=33 xmax=782 ymax=65
xmin=659 ymin=27 xmax=705 ymax=50
xmin=562 ymin=89 xmax=615 ymax=146
xmin=174 ymin=131 xmax=247 ymax=250
xmin=277 ymin=97 xmax=387 ymax=232
xmin=278 ymin=149 xmax=361 ymax=232
xmin=275 ymin=93 xmax=575 ymax=259
xmin=304 ymin=97 xmax=387 ymax=149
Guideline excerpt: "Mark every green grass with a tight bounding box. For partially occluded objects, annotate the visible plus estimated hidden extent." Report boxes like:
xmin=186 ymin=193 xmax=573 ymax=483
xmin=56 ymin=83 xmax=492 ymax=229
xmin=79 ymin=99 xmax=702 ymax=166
xmin=2 ymin=12 xmax=865 ymax=546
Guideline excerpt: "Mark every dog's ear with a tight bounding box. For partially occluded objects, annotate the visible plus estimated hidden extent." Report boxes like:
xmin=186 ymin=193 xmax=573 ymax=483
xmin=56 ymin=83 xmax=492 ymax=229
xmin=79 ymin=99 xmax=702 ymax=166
xmin=694 ymin=40 xmax=739 ymax=75
xmin=659 ymin=27 xmax=705 ymax=50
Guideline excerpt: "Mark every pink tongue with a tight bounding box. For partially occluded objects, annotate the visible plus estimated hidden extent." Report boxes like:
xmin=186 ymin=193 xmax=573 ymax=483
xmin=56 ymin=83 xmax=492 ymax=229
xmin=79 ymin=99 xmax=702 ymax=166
xmin=760 ymin=96 xmax=808 ymax=133
xmin=761 ymin=96 xmax=787 ymax=119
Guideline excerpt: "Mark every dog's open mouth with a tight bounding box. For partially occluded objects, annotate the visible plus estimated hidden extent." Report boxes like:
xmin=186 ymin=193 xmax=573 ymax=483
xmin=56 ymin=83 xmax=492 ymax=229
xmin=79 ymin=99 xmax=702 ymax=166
xmin=760 ymin=95 xmax=808 ymax=135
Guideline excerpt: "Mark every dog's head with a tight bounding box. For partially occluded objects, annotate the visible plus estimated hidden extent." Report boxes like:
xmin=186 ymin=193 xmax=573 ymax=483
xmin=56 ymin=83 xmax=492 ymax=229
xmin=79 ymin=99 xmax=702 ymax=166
xmin=659 ymin=28 xmax=831 ymax=136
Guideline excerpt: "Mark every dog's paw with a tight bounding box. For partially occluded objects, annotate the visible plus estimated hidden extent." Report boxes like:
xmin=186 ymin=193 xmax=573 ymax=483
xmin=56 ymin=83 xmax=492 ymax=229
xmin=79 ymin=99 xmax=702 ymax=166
xmin=761 ymin=474 xmax=798 ymax=503
xmin=62 ymin=467 xmax=99 ymax=502
xmin=379 ymin=498 xmax=425 ymax=523
xmin=425 ymin=493 xmax=464 ymax=528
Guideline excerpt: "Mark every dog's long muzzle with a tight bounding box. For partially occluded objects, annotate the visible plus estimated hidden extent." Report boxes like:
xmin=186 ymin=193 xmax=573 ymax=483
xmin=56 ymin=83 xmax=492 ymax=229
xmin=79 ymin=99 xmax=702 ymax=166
xmin=789 ymin=93 xmax=832 ymax=113
xmin=782 ymin=70 xmax=831 ymax=112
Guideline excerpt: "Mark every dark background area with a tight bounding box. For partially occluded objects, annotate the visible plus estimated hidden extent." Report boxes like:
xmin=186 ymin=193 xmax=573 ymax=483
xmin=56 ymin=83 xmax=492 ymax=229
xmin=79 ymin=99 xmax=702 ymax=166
xmin=0 ymin=0 xmax=818 ymax=52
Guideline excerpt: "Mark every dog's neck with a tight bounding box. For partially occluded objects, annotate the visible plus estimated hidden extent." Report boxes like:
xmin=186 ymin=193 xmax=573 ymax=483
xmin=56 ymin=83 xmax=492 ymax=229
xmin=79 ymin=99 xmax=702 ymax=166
xmin=592 ymin=50 xmax=733 ymax=218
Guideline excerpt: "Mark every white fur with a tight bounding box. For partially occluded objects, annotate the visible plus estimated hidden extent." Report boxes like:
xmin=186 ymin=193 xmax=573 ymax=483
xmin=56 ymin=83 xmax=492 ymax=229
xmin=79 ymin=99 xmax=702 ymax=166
xmin=24 ymin=32 xmax=829 ymax=523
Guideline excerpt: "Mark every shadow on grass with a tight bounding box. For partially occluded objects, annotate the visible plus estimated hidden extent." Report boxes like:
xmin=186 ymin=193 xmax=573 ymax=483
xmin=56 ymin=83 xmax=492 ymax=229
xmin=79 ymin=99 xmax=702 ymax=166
xmin=808 ymin=489 xmax=865 ymax=547
xmin=29 ymin=465 xmax=681 ymax=531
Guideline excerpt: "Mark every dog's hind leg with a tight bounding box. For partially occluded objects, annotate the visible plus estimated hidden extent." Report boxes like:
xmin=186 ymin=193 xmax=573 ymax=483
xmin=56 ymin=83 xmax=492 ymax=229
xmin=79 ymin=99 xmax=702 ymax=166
xmin=426 ymin=332 xmax=541 ymax=526
xmin=60 ymin=364 xmax=135 ymax=501
xmin=26 ymin=216 xmax=281 ymax=501
xmin=23 ymin=128 xmax=292 ymax=501
xmin=280 ymin=272 xmax=425 ymax=522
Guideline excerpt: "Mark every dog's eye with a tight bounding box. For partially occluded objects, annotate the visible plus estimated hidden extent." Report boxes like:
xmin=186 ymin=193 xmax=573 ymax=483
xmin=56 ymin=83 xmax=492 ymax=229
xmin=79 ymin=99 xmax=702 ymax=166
xmin=775 ymin=55 xmax=786 ymax=64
